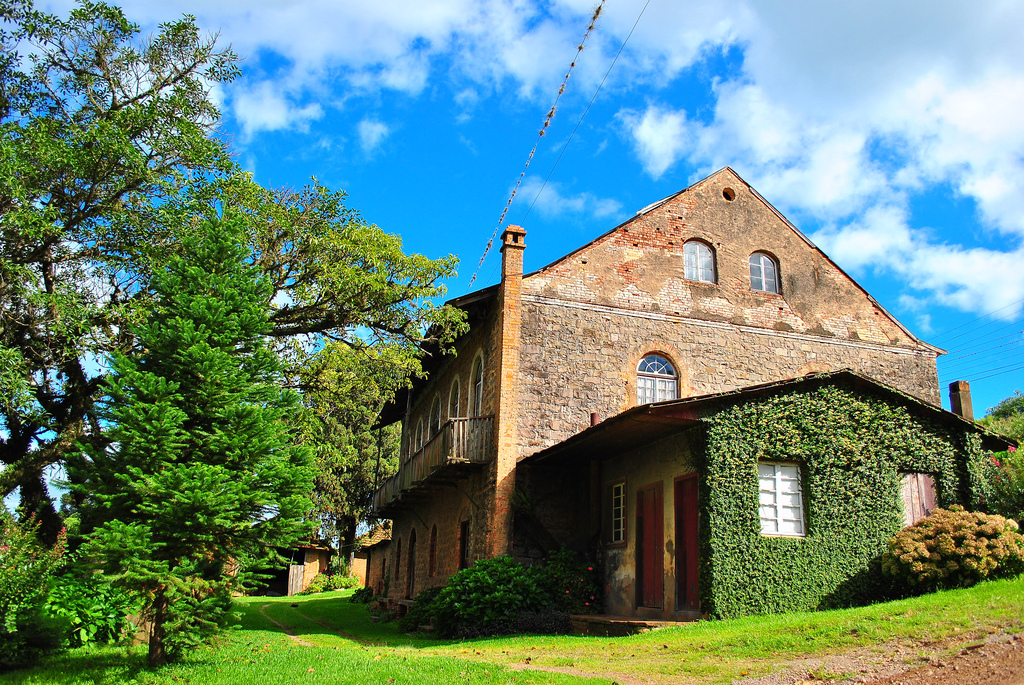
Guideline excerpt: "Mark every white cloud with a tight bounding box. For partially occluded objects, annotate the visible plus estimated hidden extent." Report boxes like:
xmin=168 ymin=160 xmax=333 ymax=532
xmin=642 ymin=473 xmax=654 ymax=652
xmin=232 ymin=81 xmax=323 ymax=137
xmin=515 ymin=176 xmax=622 ymax=219
xmin=357 ymin=119 xmax=391 ymax=154
xmin=618 ymin=106 xmax=689 ymax=179
xmin=812 ymin=206 xmax=1024 ymax=319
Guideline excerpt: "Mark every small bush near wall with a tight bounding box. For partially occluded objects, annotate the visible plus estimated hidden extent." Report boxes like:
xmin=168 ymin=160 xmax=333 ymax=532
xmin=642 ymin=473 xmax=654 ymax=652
xmin=701 ymin=384 xmax=991 ymax=619
xmin=882 ymin=506 xmax=1024 ymax=590
xmin=298 ymin=573 xmax=361 ymax=595
xmin=400 ymin=550 xmax=600 ymax=638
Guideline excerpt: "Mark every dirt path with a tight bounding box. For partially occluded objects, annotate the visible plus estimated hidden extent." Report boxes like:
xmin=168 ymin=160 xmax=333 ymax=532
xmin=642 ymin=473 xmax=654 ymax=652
xmin=257 ymin=604 xmax=314 ymax=646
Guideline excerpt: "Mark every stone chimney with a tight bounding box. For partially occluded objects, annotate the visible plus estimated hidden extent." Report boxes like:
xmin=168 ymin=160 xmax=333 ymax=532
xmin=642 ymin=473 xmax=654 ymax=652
xmin=489 ymin=226 xmax=526 ymax=556
xmin=949 ymin=381 xmax=974 ymax=421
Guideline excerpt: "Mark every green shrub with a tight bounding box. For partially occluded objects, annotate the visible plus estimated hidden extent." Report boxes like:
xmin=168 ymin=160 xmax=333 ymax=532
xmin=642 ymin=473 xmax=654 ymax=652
xmin=349 ymin=586 xmax=374 ymax=603
xmin=401 ymin=550 xmax=598 ymax=638
xmin=429 ymin=556 xmax=546 ymax=638
xmin=0 ymin=513 xmax=67 ymax=670
xmin=397 ymin=585 xmax=444 ymax=633
xmin=882 ymin=505 xmax=1024 ymax=590
xmin=533 ymin=548 xmax=600 ymax=614
xmin=299 ymin=573 xmax=361 ymax=595
xmin=43 ymin=567 xmax=140 ymax=648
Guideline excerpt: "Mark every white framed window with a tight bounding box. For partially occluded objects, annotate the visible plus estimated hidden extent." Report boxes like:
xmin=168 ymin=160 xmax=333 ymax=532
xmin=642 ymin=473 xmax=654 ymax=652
xmin=448 ymin=378 xmax=461 ymax=419
xmin=470 ymin=353 xmax=484 ymax=416
xmin=429 ymin=395 xmax=441 ymax=437
xmin=758 ymin=462 xmax=805 ymax=536
xmin=683 ymin=241 xmax=716 ymax=283
xmin=637 ymin=354 xmax=678 ymax=405
xmin=611 ymin=482 xmax=626 ymax=544
xmin=749 ymin=252 xmax=780 ymax=294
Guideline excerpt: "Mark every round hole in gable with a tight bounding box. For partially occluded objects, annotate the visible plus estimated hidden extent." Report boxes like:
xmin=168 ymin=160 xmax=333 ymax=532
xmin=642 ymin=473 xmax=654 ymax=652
xmin=722 ymin=187 xmax=736 ymax=201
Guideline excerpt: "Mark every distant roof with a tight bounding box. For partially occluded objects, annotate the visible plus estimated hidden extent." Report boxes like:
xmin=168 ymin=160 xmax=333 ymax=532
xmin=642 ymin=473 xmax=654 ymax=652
xmin=356 ymin=522 xmax=392 ymax=550
xmin=524 ymin=369 xmax=1013 ymax=466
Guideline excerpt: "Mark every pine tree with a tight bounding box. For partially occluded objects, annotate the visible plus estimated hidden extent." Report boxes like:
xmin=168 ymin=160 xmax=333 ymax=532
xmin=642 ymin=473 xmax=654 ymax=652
xmin=75 ymin=216 xmax=313 ymax=666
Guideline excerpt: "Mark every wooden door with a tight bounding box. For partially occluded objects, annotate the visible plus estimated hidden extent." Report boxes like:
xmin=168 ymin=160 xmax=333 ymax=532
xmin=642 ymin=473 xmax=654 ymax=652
xmin=636 ymin=482 xmax=664 ymax=608
xmin=674 ymin=475 xmax=700 ymax=612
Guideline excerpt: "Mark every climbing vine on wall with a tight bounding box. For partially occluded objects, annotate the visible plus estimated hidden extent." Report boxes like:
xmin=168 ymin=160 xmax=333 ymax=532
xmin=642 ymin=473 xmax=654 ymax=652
xmin=697 ymin=383 xmax=989 ymax=619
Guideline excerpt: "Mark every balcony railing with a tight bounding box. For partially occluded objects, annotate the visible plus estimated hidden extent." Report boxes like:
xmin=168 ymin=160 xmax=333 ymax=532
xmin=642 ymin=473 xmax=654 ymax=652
xmin=370 ymin=415 xmax=494 ymax=516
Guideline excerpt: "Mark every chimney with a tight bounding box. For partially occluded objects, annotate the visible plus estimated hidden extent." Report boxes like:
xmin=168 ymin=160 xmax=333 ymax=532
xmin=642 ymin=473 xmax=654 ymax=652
xmin=949 ymin=381 xmax=974 ymax=421
xmin=590 ymin=412 xmax=600 ymax=427
xmin=500 ymin=225 xmax=526 ymax=280
xmin=489 ymin=225 xmax=526 ymax=557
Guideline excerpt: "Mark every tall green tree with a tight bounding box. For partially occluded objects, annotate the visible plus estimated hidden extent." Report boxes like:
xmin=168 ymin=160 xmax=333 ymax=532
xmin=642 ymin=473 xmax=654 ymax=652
xmin=0 ymin=0 xmax=237 ymax=538
xmin=980 ymin=391 xmax=1024 ymax=442
xmin=0 ymin=0 xmax=466 ymax=540
xmin=74 ymin=216 xmax=313 ymax=667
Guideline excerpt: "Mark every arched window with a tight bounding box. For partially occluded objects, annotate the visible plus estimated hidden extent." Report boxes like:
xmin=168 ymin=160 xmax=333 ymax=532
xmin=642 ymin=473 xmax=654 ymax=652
xmin=429 ymin=395 xmax=441 ymax=437
xmin=749 ymin=252 xmax=780 ymax=294
xmin=683 ymin=241 xmax=716 ymax=283
xmin=637 ymin=354 xmax=678 ymax=404
xmin=415 ymin=418 xmax=424 ymax=451
xmin=470 ymin=354 xmax=484 ymax=416
xmin=448 ymin=378 xmax=461 ymax=419
xmin=405 ymin=528 xmax=417 ymax=599
xmin=395 ymin=537 xmax=402 ymax=584
xmin=428 ymin=525 xmax=438 ymax=577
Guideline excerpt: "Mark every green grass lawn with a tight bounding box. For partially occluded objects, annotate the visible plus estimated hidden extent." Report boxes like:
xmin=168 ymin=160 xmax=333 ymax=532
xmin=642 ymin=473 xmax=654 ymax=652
xmin=5 ymin=578 xmax=1024 ymax=685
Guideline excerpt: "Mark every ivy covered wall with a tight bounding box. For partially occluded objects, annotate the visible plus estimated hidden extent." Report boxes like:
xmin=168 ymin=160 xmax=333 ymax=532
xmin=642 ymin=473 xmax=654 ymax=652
xmin=699 ymin=383 xmax=989 ymax=619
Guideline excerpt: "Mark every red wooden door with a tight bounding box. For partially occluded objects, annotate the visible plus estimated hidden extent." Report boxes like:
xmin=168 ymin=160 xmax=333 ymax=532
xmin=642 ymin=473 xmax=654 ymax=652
xmin=674 ymin=475 xmax=700 ymax=612
xmin=636 ymin=482 xmax=664 ymax=608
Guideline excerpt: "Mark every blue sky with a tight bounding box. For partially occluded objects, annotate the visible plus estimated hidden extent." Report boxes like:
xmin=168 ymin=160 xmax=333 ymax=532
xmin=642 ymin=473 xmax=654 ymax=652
xmin=45 ymin=0 xmax=1024 ymax=416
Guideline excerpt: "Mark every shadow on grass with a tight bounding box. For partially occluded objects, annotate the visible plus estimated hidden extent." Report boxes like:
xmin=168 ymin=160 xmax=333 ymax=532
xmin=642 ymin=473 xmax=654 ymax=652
xmin=0 ymin=644 xmax=151 ymax=685
xmin=235 ymin=592 xmax=452 ymax=649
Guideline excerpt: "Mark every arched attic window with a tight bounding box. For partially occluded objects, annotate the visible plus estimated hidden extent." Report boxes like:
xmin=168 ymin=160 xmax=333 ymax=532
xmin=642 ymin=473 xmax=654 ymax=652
xmin=637 ymin=354 xmax=678 ymax=405
xmin=749 ymin=252 xmax=780 ymax=294
xmin=470 ymin=354 xmax=484 ymax=416
xmin=448 ymin=378 xmax=461 ymax=419
xmin=683 ymin=241 xmax=716 ymax=283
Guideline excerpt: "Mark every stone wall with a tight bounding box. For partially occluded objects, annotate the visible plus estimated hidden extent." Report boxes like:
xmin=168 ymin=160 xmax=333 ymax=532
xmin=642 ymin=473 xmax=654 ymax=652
xmin=516 ymin=297 xmax=940 ymax=454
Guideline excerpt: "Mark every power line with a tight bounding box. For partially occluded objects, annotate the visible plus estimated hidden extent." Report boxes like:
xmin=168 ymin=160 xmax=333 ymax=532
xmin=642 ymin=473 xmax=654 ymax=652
xmin=521 ymin=0 xmax=654 ymax=224
xmin=938 ymin=338 xmax=1024 ymax=371
xmin=940 ymin=330 xmax=1024 ymax=360
xmin=940 ymin=358 xmax=1024 ymax=382
xmin=466 ymin=1 xmax=607 ymax=291
xmin=962 ymin=362 xmax=1024 ymax=384
xmin=930 ymin=296 xmax=1024 ymax=343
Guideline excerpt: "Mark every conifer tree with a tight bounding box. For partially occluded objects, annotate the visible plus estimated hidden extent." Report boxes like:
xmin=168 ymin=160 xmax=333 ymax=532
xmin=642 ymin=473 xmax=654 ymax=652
xmin=74 ymin=216 xmax=313 ymax=666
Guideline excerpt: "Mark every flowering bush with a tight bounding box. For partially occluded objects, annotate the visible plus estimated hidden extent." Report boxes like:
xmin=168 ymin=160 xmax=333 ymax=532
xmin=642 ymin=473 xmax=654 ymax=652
xmin=0 ymin=512 xmax=66 ymax=669
xmin=882 ymin=505 xmax=1024 ymax=590
xmin=987 ymin=446 xmax=1024 ymax=523
xmin=532 ymin=548 xmax=601 ymax=615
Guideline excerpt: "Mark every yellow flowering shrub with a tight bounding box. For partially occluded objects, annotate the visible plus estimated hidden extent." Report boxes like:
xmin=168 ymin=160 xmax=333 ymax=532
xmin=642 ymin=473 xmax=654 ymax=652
xmin=882 ymin=505 xmax=1024 ymax=589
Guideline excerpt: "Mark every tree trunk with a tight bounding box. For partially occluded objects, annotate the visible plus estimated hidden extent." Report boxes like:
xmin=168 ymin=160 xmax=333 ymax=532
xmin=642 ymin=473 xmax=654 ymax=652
xmin=18 ymin=472 xmax=61 ymax=545
xmin=148 ymin=589 xmax=169 ymax=667
xmin=338 ymin=515 xmax=357 ymax=574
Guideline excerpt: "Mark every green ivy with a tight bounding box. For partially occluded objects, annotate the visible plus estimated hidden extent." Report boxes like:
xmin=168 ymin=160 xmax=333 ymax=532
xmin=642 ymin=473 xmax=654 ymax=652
xmin=699 ymin=384 xmax=989 ymax=619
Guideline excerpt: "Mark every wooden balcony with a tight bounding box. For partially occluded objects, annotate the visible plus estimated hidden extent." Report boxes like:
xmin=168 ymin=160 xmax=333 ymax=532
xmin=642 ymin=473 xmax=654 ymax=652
xmin=370 ymin=416 xmax=494 ymax=517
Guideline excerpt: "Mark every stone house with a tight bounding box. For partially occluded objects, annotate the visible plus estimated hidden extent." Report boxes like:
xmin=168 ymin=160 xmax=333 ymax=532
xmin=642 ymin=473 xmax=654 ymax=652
xmin=367 ymin=167 xmax=1006 ymax=618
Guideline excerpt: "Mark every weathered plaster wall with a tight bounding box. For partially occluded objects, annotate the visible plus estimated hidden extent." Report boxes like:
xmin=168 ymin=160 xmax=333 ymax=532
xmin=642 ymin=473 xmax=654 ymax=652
xmin=523 ymin=169 xmax=925 ymax=351
xmin=600 ymin=432 xmax=698 ymax=620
